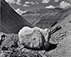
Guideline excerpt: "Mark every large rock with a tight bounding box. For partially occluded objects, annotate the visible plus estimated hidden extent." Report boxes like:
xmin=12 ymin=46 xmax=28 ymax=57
xmin=18 ymin=27 xmax=49 ymax=49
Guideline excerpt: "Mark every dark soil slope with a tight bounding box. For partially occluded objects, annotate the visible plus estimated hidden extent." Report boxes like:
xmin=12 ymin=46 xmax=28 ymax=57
xmin=0 ymin=0 xmax=33 ymax=33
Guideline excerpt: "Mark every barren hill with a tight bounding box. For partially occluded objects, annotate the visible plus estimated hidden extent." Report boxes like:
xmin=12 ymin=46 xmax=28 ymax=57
xmin=0 ymin=0 xmax=33 ymax=33
xmin=22 ymin=8 xmax=61 ymax=28
xmin=22 ymin=8 xmax=70 ymax=28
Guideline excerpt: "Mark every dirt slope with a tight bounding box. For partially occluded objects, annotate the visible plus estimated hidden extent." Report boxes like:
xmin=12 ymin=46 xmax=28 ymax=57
xmin=0 ymin=0 xmax=33 ymax=33
xmin=50 ymin=8 xmax=71 ymax=44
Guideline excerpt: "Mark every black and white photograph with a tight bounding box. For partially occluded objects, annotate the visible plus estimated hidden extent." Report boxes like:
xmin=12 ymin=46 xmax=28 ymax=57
xmin=0 ymin=0 xmax=71 ymax=57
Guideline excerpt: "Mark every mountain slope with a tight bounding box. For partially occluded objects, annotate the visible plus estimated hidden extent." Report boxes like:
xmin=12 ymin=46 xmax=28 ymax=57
xmin=0 ymin=0 xmax=33 ymax=33
xmin=50 ymin=8 xmax=71 ymax=44
xmin=22 ymin=8 xmax=70 ymax=28
xmin=35 ymin=8 xmax=71 ymax=28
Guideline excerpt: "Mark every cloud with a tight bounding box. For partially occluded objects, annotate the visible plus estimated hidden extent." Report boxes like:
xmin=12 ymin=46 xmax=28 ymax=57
xmin=16 ymin=0 xmax=21 ymax=5
xmin=42 ymin=0 xmax=50 ymax=3
xmin=45 ymin=5 xmax=55 ymax=8
xmin=15 ymin=8 xmax=24 ymax=15
xmin=5 ymin=0 xmax=21 ymax=5
xmin=25 ymin=1 xmax=35 ymax=5
xmin=59 ymin=1 xmax=71 ymax=9
xmin=5 ymin=0 xmax=16 ymax=3
xmin=25 ymin=1 xmax=30 ymax=4
xmin=54 ymin=0 xmax=59 ymax=2
xmin=23 ymin=4 xmax=30 ymax=7
xmin=35 ymin=2 xmax=39 ymax=4
xmin=31 ymin=1 xmax=35 ymax=5
xmin=23 ymin=1 xmax=39 ymax=7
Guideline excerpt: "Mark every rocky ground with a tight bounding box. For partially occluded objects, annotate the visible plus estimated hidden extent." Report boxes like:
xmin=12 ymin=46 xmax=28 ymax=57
xmin=0 ymin=33 xmax=71 ymax=57
xmin=0 ymin=12 xmax=71 ymax=57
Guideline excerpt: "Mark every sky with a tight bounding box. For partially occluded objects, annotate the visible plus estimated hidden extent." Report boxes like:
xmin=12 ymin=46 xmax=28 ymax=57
xmin=5 ymin=0 xmax=71 ymax=15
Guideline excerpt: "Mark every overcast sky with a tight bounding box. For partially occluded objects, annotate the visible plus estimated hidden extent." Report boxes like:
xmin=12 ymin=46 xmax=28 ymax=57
xmin=5 ymin=0 xmax=71 ymax=15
